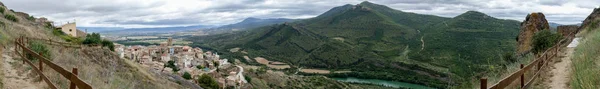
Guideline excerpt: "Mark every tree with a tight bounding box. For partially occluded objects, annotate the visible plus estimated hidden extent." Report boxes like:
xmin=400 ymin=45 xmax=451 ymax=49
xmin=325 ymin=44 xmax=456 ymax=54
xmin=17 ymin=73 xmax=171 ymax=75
xmin=197 ymin=74 xmax=219 ymax=89
xmin=182 ymin=72 xmax=192 ymax=80
xmin=532 ymin=30 xmax=562 ymax=54
xmin=83 ymin=33 xmax=102 ymax=44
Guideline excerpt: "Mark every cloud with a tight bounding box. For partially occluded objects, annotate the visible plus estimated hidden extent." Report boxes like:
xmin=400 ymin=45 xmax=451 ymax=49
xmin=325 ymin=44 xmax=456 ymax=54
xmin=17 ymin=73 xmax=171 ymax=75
xmin=2 ymin=0 xmax=598 ymax=28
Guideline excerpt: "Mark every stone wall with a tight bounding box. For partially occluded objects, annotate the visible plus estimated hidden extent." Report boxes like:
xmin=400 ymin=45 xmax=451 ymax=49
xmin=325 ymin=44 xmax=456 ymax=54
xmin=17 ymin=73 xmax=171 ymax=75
xmin=557 ymin=25 xmax=579 ymax=38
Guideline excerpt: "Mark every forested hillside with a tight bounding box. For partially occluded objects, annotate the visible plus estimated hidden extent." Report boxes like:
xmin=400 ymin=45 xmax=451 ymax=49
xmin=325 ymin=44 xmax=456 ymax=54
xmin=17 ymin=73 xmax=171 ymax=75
xmin=187 ymin=1 xmax=521 ymax=88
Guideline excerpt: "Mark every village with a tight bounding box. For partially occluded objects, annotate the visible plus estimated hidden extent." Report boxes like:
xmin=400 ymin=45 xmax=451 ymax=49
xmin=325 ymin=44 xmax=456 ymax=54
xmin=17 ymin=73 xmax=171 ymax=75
xmin=113 ymin=37 xmax=248 ymax=88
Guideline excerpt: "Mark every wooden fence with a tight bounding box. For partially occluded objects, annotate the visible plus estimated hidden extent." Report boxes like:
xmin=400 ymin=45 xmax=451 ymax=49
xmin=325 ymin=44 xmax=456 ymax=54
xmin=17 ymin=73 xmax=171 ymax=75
xmin=13 ymin=36 xmax=92 ymax=89
xmin=480 ymin=32 xmax=575 ymax=89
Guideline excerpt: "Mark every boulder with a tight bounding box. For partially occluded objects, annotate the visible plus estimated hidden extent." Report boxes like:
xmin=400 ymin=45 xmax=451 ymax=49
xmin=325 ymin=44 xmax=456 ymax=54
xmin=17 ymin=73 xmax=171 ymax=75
xmin=516 ymin=12 xmax=550 ymax=54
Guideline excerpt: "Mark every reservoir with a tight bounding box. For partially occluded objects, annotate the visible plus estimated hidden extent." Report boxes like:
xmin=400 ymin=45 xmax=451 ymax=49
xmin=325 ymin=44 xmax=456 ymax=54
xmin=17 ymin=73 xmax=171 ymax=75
xmin=332 ymin=77 xmax=435 ymax=89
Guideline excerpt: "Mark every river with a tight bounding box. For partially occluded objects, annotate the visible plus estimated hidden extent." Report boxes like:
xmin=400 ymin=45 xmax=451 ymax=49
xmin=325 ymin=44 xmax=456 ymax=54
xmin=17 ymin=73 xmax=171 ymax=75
xmin=332 ymin=77 xmax=435 ymax=89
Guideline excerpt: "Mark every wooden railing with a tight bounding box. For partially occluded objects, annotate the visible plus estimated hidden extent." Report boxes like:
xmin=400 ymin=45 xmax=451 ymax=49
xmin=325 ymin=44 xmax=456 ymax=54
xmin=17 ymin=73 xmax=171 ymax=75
xmin=13 ymin=36 xmax=93 ymax=89
xmin=480 ymin=32 xmax=576 ymax=89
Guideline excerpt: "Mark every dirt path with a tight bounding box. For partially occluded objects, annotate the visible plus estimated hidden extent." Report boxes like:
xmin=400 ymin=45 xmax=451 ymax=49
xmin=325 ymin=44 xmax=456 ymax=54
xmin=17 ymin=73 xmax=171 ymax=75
xmin=544 ymin=45 xmax=576 ymax=89
xmin=2 ymin=47 xmax=44 ymax=89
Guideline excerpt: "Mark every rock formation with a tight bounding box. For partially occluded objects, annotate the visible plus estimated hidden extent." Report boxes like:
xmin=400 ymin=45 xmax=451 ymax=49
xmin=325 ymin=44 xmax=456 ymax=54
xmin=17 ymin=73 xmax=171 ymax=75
xmin=516 ymin=12 xmax=550 ymax=54
xmin=557 ymin=25 xmax=579 ymax=38
xmin=580 ymin=8 xmax=600 ymax=30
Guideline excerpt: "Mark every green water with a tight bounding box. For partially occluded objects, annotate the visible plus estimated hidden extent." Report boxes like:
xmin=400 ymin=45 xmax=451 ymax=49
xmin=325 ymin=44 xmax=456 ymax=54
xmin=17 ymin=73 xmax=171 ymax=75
xmin=332 ymin=77 xmax=435 ymax=89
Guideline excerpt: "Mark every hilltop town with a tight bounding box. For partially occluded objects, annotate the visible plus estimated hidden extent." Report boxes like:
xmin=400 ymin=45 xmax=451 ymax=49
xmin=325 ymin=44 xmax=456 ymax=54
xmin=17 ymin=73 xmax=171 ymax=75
xmin=115 ymin=37 xmax=248 ymax=88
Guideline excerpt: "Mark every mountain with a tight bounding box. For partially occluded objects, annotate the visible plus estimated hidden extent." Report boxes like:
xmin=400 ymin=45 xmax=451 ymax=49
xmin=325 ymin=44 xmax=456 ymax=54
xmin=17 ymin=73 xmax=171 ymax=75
xmin=549 ymin=22 xmax=563 ymax=29
xmin=188 ymin=1 xmax=521 ymax=88
xmin=77 ymin=27 xmax=125 ymax=33
xmin=97 ymin=25 xmax=215 ymax=35
xmin=202 ymin=17 xmax=295 ymax=34
xmin=218 ymin=17 xmax=295 ymax=30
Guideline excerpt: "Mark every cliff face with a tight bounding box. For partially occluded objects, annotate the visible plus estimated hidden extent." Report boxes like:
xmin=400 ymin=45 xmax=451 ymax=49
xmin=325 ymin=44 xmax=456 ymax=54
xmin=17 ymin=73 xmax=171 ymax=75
xmin=557 ymin=25 xmax=579 ymax=38
xmin=580 ymin=8 xmax=600 ymax=30
xmin=517 ymin=12 xmax=550 ymax=54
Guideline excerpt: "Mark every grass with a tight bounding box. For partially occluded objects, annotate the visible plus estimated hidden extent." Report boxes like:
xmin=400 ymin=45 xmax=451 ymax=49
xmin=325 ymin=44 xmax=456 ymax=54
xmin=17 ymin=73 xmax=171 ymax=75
xmin=570 ymin=26 xmax=600 ymax=88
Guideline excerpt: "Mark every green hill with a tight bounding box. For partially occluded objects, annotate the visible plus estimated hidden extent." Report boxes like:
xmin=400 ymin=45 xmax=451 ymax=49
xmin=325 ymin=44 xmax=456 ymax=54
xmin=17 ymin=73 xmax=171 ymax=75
xmin=188 ymin=1 xmax=520 ymax=88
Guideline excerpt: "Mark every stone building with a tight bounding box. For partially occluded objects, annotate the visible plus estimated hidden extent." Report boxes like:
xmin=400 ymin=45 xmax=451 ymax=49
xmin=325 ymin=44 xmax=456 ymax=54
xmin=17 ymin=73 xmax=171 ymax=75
xmin=58 ymin=22 xmax=86 ymax=38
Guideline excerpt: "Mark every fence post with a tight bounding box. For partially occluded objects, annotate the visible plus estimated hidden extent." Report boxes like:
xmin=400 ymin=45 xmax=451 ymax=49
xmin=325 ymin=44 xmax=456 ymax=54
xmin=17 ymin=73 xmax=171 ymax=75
xmin=70 ymin=68 xmax=78 ymax=89
xmin=480 ymin=78 xmax=487 ymax=89
xmin=39 ymin=52 xmax=43 ymax=72
xmin=520 ymin=64 xmax=524 ymax=88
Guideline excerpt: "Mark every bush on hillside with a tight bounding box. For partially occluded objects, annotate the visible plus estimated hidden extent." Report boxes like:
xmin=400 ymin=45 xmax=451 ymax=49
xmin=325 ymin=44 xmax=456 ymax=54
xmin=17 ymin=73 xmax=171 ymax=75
xmin=4 ymin=14 xmax=17 ymax=22
xmin=27 ymin=41 xmax=51 ymax=61
xmin=27 ymin=16 xmax=35 ymax=21
xmin=166 ymin=60 xmax=180 ymax=72
xmin=101 ymin=39 xmax=115 ymax=51
xmin=502 ymin=52 xmax=516 ymax=62
xmin=83 ymin=33 xmax=102 ymax=45
xmin=532 ymin=30 xmax=563 ymax=54
xmin=0 ymin=7 xmax=4 ymax=14
xmin=182 ymin=72 xmax=192 ymax=80
xmin=197 ymin=74 xmax=220 ymax=89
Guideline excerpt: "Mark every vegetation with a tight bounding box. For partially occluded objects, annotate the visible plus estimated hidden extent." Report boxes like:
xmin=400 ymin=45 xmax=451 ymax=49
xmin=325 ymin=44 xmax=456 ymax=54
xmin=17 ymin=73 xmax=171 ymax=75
xmin=182 ymin=72 xmax=192 ymax=80
xmin=4 ymin=14 xmax=17 ymax=22
xmin=27 ymin=16 xmax=35 ymax=21
xmin=101 ymin=39 xmax=115 ymax=51
xmin=197 ymin=74 xmax=220 ymax=89
xmin=531 ymin=30 xmax=562 ymax=54
xmin=166 ymin=60 xmax=180 ymax=72
xmin=188 ymin=1 xmax=520 ymax=88
xmin=27 ymin=41 xmax=51 ymax=61
xmin=83 ymin=33 xmax=102 ymax=44
xmin=571 ymin=24 xmax=600 ymax=89
xmin=0 ymin=7 xmax=4 ymax=14
xmin=83 ymin=33 xmax=116 ymax=51
xmin=196 ymin=65 xmax=204 ymax=69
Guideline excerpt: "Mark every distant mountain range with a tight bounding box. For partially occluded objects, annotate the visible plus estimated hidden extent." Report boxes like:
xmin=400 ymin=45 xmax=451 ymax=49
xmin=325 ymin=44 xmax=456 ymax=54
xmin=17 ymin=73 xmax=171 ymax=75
xmin=188 ymin=1 xmax=521 ymax=88
xmin=82 ymin=17 xmax=294 ymax=36
xmin=201 ymin=17 xmax=296 ymax=34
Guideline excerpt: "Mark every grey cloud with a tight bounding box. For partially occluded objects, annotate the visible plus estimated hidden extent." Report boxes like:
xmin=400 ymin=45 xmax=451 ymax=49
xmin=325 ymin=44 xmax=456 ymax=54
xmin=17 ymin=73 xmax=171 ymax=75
xmin=2 ymin=0 xmax=598 ymax=27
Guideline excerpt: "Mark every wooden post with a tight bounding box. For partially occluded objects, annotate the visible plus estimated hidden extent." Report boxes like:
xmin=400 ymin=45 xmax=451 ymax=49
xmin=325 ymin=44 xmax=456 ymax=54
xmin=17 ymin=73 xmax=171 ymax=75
xmin=39 ymin=55 xmax=43 ymax=72
xmin=480 ymin=78 xmax=487 ymax=89
xmin=520 ymin=64 xmax=524 ymax=88
xmin=70 ymin=68 xmax=78 ymax=89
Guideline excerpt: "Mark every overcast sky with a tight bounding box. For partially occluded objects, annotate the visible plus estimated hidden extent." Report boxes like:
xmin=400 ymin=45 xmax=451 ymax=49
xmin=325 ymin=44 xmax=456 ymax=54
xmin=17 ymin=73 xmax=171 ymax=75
xmin=3 ymin=0 xmax=599 ymax=28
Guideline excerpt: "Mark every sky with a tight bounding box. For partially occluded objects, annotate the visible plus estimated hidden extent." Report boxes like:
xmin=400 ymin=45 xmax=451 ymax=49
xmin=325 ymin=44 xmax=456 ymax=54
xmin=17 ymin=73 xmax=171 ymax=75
xmin=2 ymin=0 xmax=599 ymax=28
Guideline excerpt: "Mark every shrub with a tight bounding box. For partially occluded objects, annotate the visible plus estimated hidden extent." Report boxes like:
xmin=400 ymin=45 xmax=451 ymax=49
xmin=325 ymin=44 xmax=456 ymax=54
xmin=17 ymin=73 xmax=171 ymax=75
xmin=101 ymin=40 xmax=115 ymax=51
xmin=182 ymin=72 xmax=192 ymax=80
xmin=244 ymin=75 xmax=251 ymax=83
xmin=196 ymin=65 xmax=204 ymax=69
xmin=166 ymin=60 xmax=180 ymax=72
xmin=502 ymin=52 xmax=516 ymax=62
xmin=0 ymin=7 xmax=4 ymax=14
xmin=27 ymin=16 xmax=35 ymax=21
xmin=197 ymin=74 xmax=219 ymax=89
xmin=4 ymin=14 xmax=18 ymax=22
xmin=532 ymin=30 xmax=563 ymax=54
xmin=27 ymin=41 xmax=51 ymax=61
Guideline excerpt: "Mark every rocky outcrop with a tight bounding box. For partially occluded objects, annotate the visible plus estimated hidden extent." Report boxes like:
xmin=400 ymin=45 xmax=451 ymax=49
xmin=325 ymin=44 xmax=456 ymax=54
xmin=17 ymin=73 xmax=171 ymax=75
xmin=580 ymin=8 xmax=600 ymax=30
xmin=557 ymin=25 xmax=579 ymax=38
xmin=516 ymin=12 xmax=550 ymax=54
